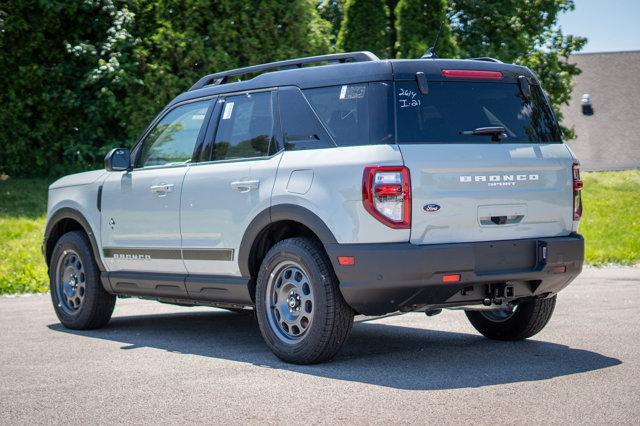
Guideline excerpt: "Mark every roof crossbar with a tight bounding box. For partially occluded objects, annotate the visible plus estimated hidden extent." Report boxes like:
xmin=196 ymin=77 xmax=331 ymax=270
xmin=189 ymin=51 xmax=380 ymax=91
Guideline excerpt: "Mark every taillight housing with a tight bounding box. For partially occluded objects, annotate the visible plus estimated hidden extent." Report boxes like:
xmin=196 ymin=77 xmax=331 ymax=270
xmin=572 ymin=163 xmax=583 ymax=221
xmin=362 ymin=166 xmax=411 ymax=229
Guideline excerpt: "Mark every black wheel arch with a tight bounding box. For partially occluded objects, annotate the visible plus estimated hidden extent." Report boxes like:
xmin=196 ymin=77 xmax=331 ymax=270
xmin=44 ymin=207 xmax=105 ymax=272
xmin=238 ymin=204 xmax=338 ymax=280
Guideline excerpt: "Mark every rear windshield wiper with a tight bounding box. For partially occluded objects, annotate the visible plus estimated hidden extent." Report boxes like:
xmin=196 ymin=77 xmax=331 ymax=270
xmin=460 ymin=126 xmax=507 ymax=142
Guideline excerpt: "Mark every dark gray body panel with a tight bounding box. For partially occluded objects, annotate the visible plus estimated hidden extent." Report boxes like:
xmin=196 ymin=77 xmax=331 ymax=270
xmin=170 ymin=58 xmax=537 ymax=107
xmin=326 ymin=234 xmax=583 ymax=315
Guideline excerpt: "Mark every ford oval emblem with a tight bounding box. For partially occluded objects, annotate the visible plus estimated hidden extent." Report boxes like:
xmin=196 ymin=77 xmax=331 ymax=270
xmin=423 ymin=203 xmax=441 ymax=213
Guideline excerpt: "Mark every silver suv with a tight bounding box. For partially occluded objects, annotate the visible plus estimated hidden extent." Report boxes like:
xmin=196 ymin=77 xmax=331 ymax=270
xmin=43 ymin=52 xmax=584 ymax=364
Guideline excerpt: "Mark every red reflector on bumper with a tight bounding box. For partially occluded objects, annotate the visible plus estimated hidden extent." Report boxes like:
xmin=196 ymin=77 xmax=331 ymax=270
xmin=338 ymin=256 xmax=355 ymax=266
xmin=442 ymin=274 xmax=461 ymax=283
xmin=552 ymin=265 xmax=566 ymax=274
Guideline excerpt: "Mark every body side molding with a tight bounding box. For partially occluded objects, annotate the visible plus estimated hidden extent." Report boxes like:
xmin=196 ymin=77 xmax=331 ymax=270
xmin=102 ymin=247 xmax=235 ymax=261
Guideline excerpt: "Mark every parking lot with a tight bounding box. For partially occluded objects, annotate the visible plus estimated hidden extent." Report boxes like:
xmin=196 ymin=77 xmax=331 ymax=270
xmin=1 ymin=267 xmax=639 ymax=424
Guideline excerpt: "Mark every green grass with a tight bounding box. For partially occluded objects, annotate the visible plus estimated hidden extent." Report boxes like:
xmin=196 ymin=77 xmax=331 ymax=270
xmin=580 ymin=170 xmax=640 ymax=266
xmin=0 ymin=178 xmax=49 ymax=294
xmin=0 ymin=170 xmax=638 ymax=295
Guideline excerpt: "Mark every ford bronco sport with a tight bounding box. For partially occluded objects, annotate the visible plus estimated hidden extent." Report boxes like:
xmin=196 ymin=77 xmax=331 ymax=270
xmin=44 ymin=51 xmax=584 ymax=364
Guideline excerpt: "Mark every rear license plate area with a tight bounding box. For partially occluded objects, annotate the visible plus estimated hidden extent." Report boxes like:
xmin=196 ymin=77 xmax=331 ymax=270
xmin=473 ymin=240 xmax=536 ymax=273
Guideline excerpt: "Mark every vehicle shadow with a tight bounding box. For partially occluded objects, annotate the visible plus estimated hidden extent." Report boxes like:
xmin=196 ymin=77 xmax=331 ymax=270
xmin=48 ymin=310 xmax=621 ymax=391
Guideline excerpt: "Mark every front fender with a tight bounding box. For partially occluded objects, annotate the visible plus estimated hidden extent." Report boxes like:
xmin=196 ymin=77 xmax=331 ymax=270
xmin=44 ymin=207 xmax=105 ymax=272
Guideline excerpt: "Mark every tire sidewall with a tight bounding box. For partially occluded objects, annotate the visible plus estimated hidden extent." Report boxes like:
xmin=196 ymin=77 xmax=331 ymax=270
xmin=49 ymin=232 xmax=102 ymax=328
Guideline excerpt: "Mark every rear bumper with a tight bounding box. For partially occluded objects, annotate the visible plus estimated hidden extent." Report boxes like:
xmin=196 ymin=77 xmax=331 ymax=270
xmin=325 ymin=234 xmax=584 ymax=315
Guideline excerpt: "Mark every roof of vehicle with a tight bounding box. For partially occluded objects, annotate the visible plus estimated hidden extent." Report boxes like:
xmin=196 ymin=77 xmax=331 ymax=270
xmin=170 ymin=52 xmax=537 ymax=107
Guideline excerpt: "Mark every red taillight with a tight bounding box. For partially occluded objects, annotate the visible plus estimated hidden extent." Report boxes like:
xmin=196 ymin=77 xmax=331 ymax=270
xmin=362 ymin=166 xmax=411 ymax=229
xmin=572 ymin=163 xmax=583 ymax=221
xmin=441 ymin=69 xmax=503 ymax=80
xmin=374 ymin=184 xmax=403 ymax=197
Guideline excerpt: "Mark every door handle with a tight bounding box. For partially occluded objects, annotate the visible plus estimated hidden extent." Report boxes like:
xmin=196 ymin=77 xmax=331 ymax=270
xmin=230 ymin=180 xmax=260 ymax=193
xmin=150 ymin=183 xmax=175 ymax=195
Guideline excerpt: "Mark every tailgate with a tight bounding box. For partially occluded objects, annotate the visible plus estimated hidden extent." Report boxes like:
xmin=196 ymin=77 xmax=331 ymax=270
xmin=400 ymin=143 xmax=575 ymax=244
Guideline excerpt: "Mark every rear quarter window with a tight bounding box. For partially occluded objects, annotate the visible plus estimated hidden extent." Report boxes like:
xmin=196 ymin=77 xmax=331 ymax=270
xmin=278 ymin=86 xmax=335 ymax=151
xmin=303 ymin=82 xmax=394 ymax=147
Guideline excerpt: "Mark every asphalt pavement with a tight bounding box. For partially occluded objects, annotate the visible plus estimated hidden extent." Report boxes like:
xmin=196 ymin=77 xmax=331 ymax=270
xmin=1 ymin=267 xmax=639 ymax=424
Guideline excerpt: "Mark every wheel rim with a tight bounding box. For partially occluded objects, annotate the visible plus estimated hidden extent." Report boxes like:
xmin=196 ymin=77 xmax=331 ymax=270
xmin=265 ymin=261 xmax=315 ymax=344
xmin=480 ymin=305 xmax=517 ymax=322
xmin=55 ymin=249 xmax=86 ymax=315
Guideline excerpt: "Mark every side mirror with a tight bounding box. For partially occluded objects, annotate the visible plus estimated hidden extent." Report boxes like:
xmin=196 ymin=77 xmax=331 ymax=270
xmin=105 ymin=148 xmax=132 ymax=172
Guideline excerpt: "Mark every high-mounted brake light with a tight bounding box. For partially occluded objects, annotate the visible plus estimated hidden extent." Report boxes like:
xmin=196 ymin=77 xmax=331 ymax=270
xmin=572 ymin=163 xmax=583 ymax=221
xmin=441 ymin=69 xmax=503 ymax=80
xmin=362 ymin=166 xmax=411 ymax=229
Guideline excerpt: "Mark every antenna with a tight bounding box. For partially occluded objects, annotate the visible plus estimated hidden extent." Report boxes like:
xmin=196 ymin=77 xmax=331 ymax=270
xmin=421 ymin=19 xmax=445 ymax=59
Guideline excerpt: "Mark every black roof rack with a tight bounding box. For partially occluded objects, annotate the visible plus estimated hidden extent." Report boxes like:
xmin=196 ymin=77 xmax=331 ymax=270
xmin=190 ymin=51 xmax=380 ymax=91
xmin=468 ymin=57 xmax=503 ymax=63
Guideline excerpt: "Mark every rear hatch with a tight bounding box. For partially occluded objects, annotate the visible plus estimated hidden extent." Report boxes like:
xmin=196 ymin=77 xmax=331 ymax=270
xmin=392 ymin=60 xmax=576 ymax=245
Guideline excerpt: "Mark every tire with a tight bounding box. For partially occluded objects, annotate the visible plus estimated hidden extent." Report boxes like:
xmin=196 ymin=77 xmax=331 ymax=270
xmin=465 ymin=296 xmax=557 ymax=341
xmin=49 ymin=231 xmax=116 ymax=330
xmin=255 ymin=237 xmax=354 ymax=364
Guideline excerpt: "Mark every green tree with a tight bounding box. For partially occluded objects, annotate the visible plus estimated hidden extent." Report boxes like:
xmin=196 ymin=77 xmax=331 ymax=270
xmin=0 ymin=0 xmax=588 ymax=178
xmin=386 ymin=0 xmax=399 ymax=57
xmin=0 ymin=0 xmax=132 ymax=177
xmin=319 ymin=0 xmax=345 ymax=48
xmin=337 ymin=0 xmax=390 ymax=58
xmin=0 ymin=0 xmax=332 ymax=177
xmin=395 ymin=0 xmax=458 ymax=59
xmin=451 ymin=0 xmax=586 ymax=138
xmin=120 ymin=0 xmax=333 ymax=144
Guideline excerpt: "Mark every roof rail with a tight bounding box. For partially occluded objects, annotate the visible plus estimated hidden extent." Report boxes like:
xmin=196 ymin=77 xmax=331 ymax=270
xmin=189 ymin=51 xmax=380 ymax=91
xmin=468 ymin=57 xmax=503 ymax=63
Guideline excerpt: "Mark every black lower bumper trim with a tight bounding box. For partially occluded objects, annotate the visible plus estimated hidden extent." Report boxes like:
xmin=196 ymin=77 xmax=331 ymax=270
xmin=326 ymin=234 xmax=584 ymax=315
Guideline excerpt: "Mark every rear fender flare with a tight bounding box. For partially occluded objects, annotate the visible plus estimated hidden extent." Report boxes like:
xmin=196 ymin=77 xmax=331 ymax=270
xmin=238 ymin=204 xmax=337 ymax=277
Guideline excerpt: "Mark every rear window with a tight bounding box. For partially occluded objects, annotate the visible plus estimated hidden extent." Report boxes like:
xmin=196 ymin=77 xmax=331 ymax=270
xmin=303 ymin=83 xmax=394 ymax=146
xmin=396 ymin=81 xmax=562 ymax=144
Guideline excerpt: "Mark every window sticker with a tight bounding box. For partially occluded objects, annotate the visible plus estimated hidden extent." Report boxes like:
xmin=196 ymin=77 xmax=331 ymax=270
xmin=191 ymin=114 xmax=206 ymax=120
xmin=339 ymin=85 xmax=347 ymax=99
xmin=222 ymin=102 xmax=234 ymax=120
xmin=339 ymin=85 xmax=366 ymax=100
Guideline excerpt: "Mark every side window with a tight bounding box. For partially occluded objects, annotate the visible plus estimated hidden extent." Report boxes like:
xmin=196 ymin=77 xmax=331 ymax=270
xmin=212 ymin=91 xmax=274 ymax=161
xmin=138 ymin=100 xmax=211 ymax=168
xmin=279 ymin=87 xmax=334 ymax=151
xmin=303 ymin=82 xmax=394 ymax=147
